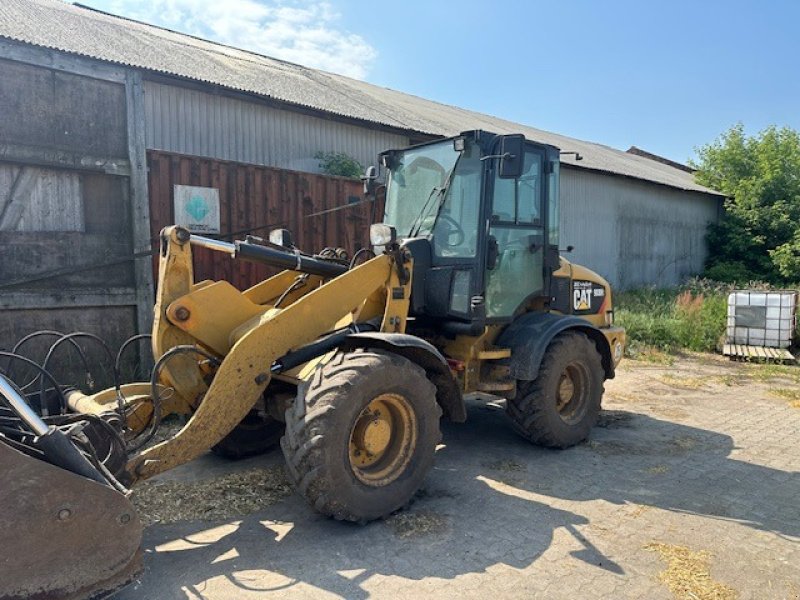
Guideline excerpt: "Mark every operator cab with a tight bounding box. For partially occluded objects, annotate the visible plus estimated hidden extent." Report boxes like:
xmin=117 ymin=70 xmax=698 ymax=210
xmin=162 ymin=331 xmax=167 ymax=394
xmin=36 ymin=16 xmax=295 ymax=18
xmin=373 ymin=130 xmax=561 ymax=335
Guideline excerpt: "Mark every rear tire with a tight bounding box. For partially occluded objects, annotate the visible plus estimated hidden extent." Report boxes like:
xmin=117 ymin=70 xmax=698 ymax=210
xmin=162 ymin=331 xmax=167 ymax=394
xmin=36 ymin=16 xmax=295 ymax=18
xmin=281 ymin=349 xmax=441 ymax=522
xmin=507 ymin=331 xmax=603 ymax=448
xmin=211 ymin=412 xmax=284 ymax=459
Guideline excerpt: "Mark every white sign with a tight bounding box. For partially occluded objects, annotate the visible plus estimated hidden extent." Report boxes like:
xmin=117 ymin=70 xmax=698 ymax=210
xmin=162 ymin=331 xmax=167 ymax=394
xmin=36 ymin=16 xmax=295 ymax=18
xmin=173 ymin=185 xmax=221 ymax=233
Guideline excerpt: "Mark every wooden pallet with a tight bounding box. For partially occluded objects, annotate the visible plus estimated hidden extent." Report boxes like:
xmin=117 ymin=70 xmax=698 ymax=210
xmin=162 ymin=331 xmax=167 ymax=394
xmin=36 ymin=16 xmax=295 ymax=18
xmin=723 ymin=344 xmax=796 ymax=361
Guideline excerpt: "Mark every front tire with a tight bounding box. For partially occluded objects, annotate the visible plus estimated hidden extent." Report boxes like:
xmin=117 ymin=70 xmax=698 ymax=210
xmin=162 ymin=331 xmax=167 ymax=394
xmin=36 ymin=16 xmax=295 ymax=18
xmin=281 ymin=349 xmax=441 ymax=522
xmin=507 ymin=331 xmax=604 ymax=448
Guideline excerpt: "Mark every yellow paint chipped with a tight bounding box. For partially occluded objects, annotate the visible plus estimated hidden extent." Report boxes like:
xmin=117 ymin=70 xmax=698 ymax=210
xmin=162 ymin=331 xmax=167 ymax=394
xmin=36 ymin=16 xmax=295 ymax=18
xmin=646 ymin=542 xmax=737 ymax=600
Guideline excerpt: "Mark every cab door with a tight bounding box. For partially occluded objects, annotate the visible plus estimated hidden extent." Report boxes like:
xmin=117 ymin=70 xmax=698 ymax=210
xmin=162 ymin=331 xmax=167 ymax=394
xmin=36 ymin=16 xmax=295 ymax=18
xmin=485 ymin=144 xmax=546 ymax=319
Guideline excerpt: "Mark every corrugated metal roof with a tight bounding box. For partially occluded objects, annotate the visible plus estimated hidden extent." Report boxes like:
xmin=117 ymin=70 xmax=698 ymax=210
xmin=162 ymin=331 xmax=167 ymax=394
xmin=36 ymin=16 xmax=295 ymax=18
xmin=0 ymin=0 xmax=722 ymax=196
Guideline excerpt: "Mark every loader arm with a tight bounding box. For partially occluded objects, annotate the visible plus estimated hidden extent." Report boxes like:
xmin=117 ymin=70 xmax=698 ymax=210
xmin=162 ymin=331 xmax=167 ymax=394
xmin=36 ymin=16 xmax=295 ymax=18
xmin=126 ymin=227 xmax=412 ymax=482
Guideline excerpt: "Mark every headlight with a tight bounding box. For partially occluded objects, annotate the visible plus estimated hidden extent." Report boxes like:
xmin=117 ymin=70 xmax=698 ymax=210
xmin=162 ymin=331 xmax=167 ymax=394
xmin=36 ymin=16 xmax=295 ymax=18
xmin=614 ymin=339 xmax=623 ymax=362
xmin=268 ymin=228 xmax=293 ymax=248
xmin=370 ymin=223 xmax=397 ymax=247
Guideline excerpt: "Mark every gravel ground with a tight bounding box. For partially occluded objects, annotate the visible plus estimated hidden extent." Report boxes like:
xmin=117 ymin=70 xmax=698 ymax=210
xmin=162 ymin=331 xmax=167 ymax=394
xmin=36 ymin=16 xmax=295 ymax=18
xmin=118 ymin=353 xmax=800 ymax=600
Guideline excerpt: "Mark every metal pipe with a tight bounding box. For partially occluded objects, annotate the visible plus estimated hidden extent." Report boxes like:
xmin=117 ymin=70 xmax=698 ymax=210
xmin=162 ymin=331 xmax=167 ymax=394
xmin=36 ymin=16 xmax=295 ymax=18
xmin=0 ymin=374 xmax=48 ymax=436
xmin=235 ymin=241 xmax=348 ymax=278
xmin=189 ymin=234 xmax=236 ymax=256
xmin=189 ymin=233 xmax=347 ymax=278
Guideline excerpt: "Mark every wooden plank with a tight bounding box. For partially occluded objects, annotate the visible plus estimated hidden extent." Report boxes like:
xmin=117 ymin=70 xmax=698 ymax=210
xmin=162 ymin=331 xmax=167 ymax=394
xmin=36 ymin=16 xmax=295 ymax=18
xmin=0 ymin=142 xmax=131 ymax=175
xmin=0 ymin=288 xmax=138 ymax=310
xmin=125 ymin=70 xmax=156 ymax=342
xmin=0 ymin=166 xmax=38 ymax=230
xmin=0 ymin=39 xmax=127 ymax=83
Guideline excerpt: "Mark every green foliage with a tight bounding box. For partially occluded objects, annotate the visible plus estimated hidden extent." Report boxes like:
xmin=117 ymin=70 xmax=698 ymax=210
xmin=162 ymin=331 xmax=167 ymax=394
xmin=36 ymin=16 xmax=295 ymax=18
xmin=616 ymin=283 xmax=728 ymax=354
xmin=616 ymin=277 xmax=800 ymax=356
xmin=314 ymin=151 xmax=364 ymax=179
xmin=691 ymin=123 xmax=800 ymax=282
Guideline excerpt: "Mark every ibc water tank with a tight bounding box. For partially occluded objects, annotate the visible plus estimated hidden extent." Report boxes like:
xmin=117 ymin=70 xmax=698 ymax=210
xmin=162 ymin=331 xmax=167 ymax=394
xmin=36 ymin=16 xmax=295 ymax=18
xmin=726 ymin=290 xmax=798 ymax=348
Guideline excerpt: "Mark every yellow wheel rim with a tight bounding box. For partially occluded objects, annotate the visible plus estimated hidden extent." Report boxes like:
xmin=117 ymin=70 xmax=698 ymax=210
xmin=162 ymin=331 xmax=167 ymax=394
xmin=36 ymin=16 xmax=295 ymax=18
xmin=555 ymin=363 xmax=589 ymax=424
xmin=348 ymin=393 xmax=417 ymax=486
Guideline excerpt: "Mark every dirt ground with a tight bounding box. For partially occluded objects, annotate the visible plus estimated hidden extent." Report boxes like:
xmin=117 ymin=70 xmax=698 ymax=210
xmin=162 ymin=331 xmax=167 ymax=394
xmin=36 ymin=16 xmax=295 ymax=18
xmin=119 ymin=353 xmax=800 ymax=600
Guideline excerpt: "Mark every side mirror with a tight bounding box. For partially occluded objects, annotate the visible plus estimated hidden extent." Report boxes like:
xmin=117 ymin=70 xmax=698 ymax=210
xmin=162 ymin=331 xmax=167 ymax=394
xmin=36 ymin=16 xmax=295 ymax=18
xmin=362 ymin=165 xmax=378 ymax=199
xmin=487 ymin=235 xmax=499 ymax=270
xmin=499 ymin=134 xmax=525 ymax=178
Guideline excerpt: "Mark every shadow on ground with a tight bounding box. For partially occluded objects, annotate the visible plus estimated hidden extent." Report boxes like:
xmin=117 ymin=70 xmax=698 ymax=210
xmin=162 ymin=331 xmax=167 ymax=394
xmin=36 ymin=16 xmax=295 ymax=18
xmin=124 ymin=399 xmax=799 ymax=598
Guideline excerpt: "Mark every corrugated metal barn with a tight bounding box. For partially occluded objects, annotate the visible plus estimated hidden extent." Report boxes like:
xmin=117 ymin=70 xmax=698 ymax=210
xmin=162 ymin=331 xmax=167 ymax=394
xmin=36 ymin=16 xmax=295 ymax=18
xmin=0 ymin=0 xmax=723 ymax=348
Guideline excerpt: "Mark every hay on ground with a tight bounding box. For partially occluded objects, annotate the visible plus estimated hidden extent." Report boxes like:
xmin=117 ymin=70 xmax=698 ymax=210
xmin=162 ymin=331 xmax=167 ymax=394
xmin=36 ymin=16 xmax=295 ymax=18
xmin=646 ymin=542 xmax=737 ymax=600
xmin=132 ymin=466 xmax=292 ymax=526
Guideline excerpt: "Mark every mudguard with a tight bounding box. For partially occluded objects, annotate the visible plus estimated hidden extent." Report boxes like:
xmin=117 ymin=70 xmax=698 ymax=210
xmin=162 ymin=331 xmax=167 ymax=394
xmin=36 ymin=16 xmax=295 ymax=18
xmin=497 ymin=312 xmax=615 ymax=382
xmin=343 ymin=332 xmax=466 ymax=423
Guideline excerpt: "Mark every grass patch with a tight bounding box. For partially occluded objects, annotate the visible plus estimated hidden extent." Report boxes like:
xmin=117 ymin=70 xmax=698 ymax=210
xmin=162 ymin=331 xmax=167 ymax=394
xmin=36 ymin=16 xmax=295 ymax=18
xmin=769 ymin=388 xmax=800 ymax=408
xmin=646 ymin=542 xmax=736 ymax=600
xmin=617 ymin=278 xmax=799 ymax=356
xmin=659 ymin=374 xmax=706 ymax=389
xmin=748 ymin=363 xmax=800 ymax=383
xmin=616 ymin=281 xmax=728 ymax=354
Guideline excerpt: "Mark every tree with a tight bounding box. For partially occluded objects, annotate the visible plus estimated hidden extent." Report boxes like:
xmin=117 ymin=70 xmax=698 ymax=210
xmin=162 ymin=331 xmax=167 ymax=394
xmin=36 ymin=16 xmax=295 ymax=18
xmin=691 ymin=124 xmax=800 ymax=282
xmin=314 ymin=151 xmax=364 ymax=179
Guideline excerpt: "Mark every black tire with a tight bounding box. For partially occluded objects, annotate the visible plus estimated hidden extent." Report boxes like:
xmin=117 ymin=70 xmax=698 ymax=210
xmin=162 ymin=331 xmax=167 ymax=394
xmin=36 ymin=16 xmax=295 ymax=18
xmin=507 ymin=331 xmax=604 ymax=448
xmin=281 ymin=348 xmax=441 ymax=522
xmin=211 ymin=412 xmax=284 ymax=459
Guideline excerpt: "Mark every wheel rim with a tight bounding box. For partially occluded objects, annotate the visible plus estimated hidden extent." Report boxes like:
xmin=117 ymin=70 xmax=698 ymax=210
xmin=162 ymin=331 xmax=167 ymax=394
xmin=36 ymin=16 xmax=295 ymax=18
xmin=555 ymin=362 xmax=590 ymax=425
xmin=349 ymin=393 xmax=417 ymax=486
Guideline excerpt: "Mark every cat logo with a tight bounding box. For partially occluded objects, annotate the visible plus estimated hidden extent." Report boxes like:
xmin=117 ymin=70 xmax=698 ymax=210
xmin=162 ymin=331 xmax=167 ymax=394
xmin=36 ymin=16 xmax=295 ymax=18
xmin=574 ymin=288 xmax=591 ymax=311
xmin=573 ymin=280 xmax=601 ymax=312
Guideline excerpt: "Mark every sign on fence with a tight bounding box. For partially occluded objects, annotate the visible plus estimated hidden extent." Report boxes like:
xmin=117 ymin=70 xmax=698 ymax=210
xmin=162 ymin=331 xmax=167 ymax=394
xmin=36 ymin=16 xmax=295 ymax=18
xmin=173 ymin=185 xmax=220 ymax=233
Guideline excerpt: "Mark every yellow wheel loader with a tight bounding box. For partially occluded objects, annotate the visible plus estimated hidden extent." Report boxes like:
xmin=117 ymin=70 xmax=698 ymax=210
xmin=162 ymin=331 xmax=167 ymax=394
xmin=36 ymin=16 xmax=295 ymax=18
xmin=0 ymin=130 xmax=624 ymax=598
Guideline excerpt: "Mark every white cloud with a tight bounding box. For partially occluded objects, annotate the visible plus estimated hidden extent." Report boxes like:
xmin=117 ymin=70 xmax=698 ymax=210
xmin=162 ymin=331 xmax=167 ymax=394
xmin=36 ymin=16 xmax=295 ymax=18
xmin=102 ymin=0 xmax=377 ymax=79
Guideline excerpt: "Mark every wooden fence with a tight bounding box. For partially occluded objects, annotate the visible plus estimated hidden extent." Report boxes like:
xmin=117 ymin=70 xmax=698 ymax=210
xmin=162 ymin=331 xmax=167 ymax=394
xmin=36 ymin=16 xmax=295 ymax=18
xmin=147 ymin=151 xmax=381 ymax=289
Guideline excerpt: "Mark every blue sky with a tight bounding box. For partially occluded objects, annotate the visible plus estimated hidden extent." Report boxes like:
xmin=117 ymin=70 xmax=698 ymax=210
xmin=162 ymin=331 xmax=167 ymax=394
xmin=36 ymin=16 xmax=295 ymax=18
xmin=83 ymin=0 xmax=800 ymax=163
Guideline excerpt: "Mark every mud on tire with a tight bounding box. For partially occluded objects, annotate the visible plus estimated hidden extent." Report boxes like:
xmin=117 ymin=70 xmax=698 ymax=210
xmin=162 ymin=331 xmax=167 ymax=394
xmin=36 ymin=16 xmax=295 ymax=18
xmin=281 ymin=348 xmax=441 ymax=522
xmin=507 ymin=331 xmax=604 ymax=448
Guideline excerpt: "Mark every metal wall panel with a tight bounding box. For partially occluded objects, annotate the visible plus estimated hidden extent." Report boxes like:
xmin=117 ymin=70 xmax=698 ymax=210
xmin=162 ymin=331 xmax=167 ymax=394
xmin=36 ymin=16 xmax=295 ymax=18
xmin=143 ymin=81 xmax=410 ymax=172
xmin=560 ymin=168 xmax=720 ymax=289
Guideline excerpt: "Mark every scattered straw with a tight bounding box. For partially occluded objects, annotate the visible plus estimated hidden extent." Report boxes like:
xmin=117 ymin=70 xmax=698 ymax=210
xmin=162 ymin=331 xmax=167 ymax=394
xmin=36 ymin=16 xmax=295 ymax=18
xmin=484 ymin=459 xmax=524 ymax=473
xmin=387 ymin=510 xmax=448 ymax=539
xmin=659 ymin=374 xmax=706 ymax=389
xmin=646 ymin=542 xmax=736 ymax=600
xmin=670 ymin=436 xmax=697 ymax=452
xmin=646 ymin=465 xmax=669 ymax=475
xmin=596 ymin=410 xmax=634 ymax=428
xmin=132 ymin=467 xmax=292 ymax=526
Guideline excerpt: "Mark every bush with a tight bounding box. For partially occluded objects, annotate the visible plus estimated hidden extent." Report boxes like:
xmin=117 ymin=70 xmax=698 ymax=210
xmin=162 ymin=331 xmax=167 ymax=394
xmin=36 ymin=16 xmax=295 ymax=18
xmin=615 ymin=277 xmax=799 ymax=356
xmin=314 ymin=151 xmax=364 ymax=179
xmin=615 ymin=281 xmax=728 ymax=354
